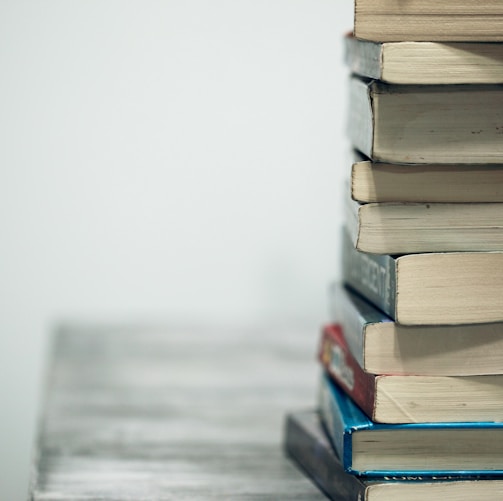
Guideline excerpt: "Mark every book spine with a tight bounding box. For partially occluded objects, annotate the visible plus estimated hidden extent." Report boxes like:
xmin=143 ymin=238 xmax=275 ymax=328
xmin=341 ymin=229 xmax=397 ymax=319
xmin=344 ymin=193 xmax=363 ymax=251
xmin=319 ymin=373 xmax=375 ymax=474
xmin=329 ymin=284 xmax=366 ymax=367
xmin=318 ymin=374 xmax=353 ymax=472
xmin=347 ymin=77 xmax=374 ymax=159
xmin=344 ymin=35 xmax=382 ymax=80
xmin=283 ymin=412 xmax=366 ymax=501
xmin=319 ymin=325 xmax=377 ymax=420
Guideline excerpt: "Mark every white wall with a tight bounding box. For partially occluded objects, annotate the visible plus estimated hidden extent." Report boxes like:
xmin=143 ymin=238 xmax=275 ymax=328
xmin=0 ymin=1 xmax=353 ymax=498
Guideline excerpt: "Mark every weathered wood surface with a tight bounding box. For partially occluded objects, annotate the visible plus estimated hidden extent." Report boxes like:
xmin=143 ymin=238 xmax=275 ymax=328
xmin=29 ymin=324 xmax=326 ymax=500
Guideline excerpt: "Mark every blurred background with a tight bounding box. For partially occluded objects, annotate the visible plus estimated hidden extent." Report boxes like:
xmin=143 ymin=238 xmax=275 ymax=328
xmin=0 ymin=1 xmax=353 ymax=498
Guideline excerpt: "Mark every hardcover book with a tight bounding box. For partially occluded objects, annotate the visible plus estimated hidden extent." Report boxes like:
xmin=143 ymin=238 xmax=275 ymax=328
xmin=348 ymin=77 xmax=503 ymax=164
xmin=319 ymin=373 xmax=503 ymax=477
xmin=341 ymin=228 xmax=503 ymax=325
xmin=353 ymin=0 xmax=503 ymax=42
xmin=284 ymin=410 xmax=503 ymax=500
xmin=329 ymin=283 xmax=503 ymax=376
xmin=346 ymin=195 xmax=503 ymax=254
xmin=345 ymin=35 xmax=503 ymax=84
xmin=319 ymin=323 xmax=503 ymax=423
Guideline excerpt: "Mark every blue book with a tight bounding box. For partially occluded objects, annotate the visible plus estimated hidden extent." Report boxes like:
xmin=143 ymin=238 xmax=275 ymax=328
xmin=284 ymin=410 xmax=503 ymax=501
xmin=319 ymin=372 xmax=503 ymax=477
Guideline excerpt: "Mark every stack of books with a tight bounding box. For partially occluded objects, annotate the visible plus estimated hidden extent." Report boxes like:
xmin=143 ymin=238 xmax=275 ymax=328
xmin=284 ymin=2 xmax=503 ymax=499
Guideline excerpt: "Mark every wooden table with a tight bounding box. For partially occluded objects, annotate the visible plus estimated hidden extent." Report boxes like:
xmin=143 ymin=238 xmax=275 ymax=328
xmin=29 ymin=324 xmax=327 ymax=500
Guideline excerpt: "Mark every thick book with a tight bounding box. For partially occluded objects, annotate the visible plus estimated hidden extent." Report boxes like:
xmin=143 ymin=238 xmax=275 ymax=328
xmin=319 ymin=323 xmax=503 ymax=424
xmin=319 ymin=373 xmax=503 ymax=477
xmin=346 ymin=196 xmax=503 ymax=254
xmin=351 ymin=154 xmax=503 ymax=203
xmin=329 ymin=282 xmax=503 ymax=376
xmin=341 ymin=228 xmax=503 ymax=325
xmin=348 ymin=77 xmax=503 ymax=164
xmin=284 ymin=410 xmax=503 ymax=500
xmin=345 ymin=35 xmax=503 ymax=84
xmin=354 ymin=0 xmax=503 ymax=42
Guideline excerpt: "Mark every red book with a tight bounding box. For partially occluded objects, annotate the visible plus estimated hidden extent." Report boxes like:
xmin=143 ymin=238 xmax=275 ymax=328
xmin=318 ymin=323 xmax=503 ymax=424
xmin=319 ymin=324 xmax=376 ymax=421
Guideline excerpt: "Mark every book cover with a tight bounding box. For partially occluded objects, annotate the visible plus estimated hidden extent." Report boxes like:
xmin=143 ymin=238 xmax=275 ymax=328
xmin=284 ymin=410 xmax=366 ymax=501
xmin=328 ymin=282 xmax=391 ymax=368
xmin=319 ymin=324 xmax=376 ymax=420
xmin=341 ymin=228 xmax=396 ymax=319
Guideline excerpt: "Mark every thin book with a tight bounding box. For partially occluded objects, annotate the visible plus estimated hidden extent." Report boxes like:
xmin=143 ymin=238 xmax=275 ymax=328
xmin=353 ymin=0 xmax=503 ymax=42
xmin=350 ymin=153 xmax=503 ymax=203
xmin=346 ymin=195 xmax=503 ymax=254
xmin=345 ymin=34 xmax=503 ymax=84
xmin=329 ymin=283 xmax=503 ymax=376
xmin=341 ymin=228 xmax=503 ymax=325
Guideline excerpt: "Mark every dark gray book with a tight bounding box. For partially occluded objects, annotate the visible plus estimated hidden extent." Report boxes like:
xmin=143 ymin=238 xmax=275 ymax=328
xmin=341 ymin=228 xmax=503 ymax=325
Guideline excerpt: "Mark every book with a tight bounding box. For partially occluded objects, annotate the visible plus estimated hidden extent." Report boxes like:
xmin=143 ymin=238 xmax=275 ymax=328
xmin=329 ymin=282 xmax=503 ymax=377
xmin=353 ymin=0 xmax=503 ymax=42
xmin=345 ymin=35 xmax=503 ymax=85
xmin=319 ymin=323 xmax=503 ymax=423
xmin=351 ymin=154 xmax=503 ymax=203
xmin=284 ymin=410 xmax=503 ymax=500
xmin=348 ymin=77 xmax=503 ymax=164
xmin=319 ymin=372 xmax=503 ymax=476
xmin=346 ymin=196 xmax=503 ymax=254
xmin=341 ymin=228 xmax=503 ymax=325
